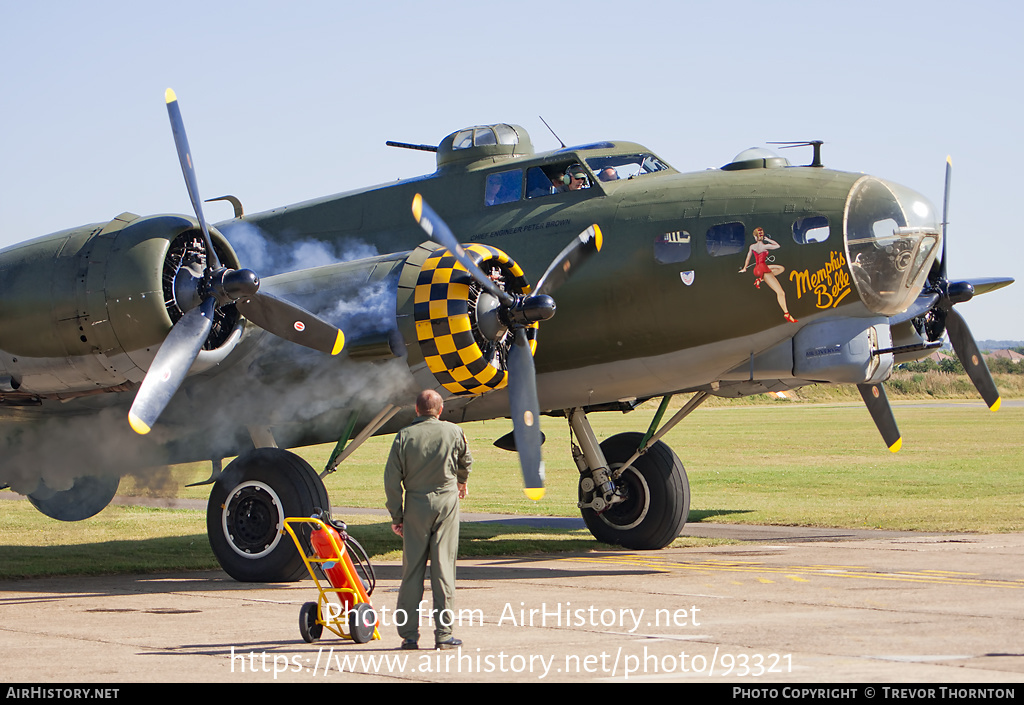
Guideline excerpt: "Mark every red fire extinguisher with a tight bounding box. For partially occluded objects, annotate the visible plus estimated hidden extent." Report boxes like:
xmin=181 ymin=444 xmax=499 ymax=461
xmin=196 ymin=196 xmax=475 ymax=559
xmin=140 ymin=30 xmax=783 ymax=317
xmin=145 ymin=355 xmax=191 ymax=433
xmin=306 ymin=512 xmax=377 ymax=642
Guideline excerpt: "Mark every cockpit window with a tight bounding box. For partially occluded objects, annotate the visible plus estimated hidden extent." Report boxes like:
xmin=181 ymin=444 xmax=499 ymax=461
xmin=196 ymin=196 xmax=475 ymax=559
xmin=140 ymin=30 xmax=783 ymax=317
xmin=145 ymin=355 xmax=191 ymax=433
xmin=585 ymin=153 xmax=669 ymax=182
xmin=525 ymin=162 xmax=592 ymax=199
xmin=485 ymin=169 xmax=523 ymax=206
xmin=526 ymin=167 xmax=553 ymax=198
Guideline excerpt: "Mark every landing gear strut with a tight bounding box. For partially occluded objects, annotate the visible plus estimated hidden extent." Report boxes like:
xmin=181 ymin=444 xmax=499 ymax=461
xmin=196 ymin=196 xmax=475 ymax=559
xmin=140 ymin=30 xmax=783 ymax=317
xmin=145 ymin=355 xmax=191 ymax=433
xmin=571 ymin=408 xmax=690 ymax=549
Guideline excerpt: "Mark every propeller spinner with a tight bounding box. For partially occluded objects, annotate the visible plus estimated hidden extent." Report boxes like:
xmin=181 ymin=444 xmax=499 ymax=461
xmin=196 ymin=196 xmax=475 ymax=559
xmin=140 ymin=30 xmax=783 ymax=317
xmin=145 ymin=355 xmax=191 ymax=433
xmin=411 ymin=193 xmax=602 ymax=499
xmin=127 ymin=90 xmax=345 ymax=435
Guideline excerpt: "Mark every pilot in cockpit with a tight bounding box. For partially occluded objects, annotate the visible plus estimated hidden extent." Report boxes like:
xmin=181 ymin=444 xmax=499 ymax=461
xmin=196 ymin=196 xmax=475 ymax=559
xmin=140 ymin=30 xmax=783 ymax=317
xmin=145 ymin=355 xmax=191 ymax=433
xmin=562 ymin=163 xmax=590 ymax=191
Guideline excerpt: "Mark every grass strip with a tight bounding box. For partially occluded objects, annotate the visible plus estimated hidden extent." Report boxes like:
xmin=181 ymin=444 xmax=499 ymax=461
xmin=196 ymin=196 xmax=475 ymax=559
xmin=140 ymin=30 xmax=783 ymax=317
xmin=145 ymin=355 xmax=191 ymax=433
xmin=3 ymin=400 xmax=1021 ymax=579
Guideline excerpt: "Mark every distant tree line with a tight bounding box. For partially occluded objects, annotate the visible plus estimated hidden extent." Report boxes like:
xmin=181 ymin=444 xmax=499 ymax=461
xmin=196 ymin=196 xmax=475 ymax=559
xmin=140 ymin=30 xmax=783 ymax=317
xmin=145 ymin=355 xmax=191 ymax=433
xmin=898 ymin=355 xmax=1023 ymax=375
xmin=899 ymin=358 xmax=965 ymax=374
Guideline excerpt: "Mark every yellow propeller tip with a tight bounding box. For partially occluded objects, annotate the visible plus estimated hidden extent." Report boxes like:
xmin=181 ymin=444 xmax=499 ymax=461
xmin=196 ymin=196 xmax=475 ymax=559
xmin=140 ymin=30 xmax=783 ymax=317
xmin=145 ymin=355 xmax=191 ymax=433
xmin=128 ymin=413 xmax=151 ymax=435
xmin=990 ymin=397 xmax=1001 ymax=412
xmin=524 ymin=487 xmax=545 ymax=501
xmin=888 ymin=437 xmax=902 ymax=453
xmin=592 ymin=224 xmax=603 ymax=252
xmin=411 ymin=193 xmax=423 ymax=222
xmin=165 ymin=88 xmax=177 ymax=104
xmin=331 ymin=330 xmax=345 ymax=356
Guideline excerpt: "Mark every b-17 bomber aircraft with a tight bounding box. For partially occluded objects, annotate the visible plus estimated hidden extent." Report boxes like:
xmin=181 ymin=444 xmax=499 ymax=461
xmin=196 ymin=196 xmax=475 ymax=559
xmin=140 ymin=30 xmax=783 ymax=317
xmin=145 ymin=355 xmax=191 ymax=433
xmin=0 ymin=90 xmax=1012 ymax=582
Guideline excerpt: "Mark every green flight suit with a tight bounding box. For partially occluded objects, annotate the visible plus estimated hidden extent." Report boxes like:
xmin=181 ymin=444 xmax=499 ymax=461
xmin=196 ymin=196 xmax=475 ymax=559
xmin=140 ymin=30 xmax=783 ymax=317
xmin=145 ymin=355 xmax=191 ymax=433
xmin=384 ymin=415 xmax=472 ymax=643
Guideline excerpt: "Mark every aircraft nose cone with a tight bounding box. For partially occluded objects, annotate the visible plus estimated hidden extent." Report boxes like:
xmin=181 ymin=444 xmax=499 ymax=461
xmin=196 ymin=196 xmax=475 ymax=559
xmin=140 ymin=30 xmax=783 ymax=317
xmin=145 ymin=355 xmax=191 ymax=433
xmin=844 ymin=176 xmax=940 ymax=316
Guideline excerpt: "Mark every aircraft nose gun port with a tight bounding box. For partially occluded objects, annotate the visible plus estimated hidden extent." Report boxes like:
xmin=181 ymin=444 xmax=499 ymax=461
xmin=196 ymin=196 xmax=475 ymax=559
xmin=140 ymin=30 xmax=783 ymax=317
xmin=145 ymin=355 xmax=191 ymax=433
xmin=844 ymin=176 xmax=940 ymax=316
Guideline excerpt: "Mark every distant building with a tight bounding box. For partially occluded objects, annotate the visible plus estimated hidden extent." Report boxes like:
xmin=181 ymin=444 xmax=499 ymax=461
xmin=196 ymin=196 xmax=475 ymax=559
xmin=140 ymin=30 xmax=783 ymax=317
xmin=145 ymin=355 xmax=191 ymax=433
xmin=988 ymin=349 xmax=1024 ymax=363
xmin=922 ymin=349 xmax=954 ymax=364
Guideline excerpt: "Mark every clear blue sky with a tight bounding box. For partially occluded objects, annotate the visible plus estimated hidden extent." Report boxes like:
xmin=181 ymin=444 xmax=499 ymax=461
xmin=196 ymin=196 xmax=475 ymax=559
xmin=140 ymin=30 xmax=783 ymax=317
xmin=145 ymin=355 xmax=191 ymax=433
xmin=2 ymin=0 xmax=1020 ymax=340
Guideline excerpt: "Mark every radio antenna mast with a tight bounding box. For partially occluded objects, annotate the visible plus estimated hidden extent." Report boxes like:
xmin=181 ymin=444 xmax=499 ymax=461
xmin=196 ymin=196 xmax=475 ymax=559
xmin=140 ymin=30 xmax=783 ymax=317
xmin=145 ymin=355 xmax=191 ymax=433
xmin=539 ymin=116 xmax=566 ymax=149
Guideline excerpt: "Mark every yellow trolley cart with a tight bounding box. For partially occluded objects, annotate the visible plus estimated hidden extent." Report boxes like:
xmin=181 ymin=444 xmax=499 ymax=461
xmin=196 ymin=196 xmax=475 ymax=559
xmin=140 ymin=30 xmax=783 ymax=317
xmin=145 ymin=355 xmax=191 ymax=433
xmin=283 ymin=516 xmax=381 ymax=644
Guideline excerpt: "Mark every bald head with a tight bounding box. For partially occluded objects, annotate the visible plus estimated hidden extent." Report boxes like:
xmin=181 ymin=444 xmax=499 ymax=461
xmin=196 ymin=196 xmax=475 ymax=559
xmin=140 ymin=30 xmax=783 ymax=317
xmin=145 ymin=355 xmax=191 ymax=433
xmin=415 ymin=389 xmax=443 ymax=418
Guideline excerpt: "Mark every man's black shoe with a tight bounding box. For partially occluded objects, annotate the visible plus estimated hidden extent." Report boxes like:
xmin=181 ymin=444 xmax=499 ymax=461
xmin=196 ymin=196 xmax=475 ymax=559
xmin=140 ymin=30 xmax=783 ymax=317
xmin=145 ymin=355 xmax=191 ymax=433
xmin=401 ymin=638 xmax=419 ymax=650
xmin=435 ymin=637 xmax=462 ymax=650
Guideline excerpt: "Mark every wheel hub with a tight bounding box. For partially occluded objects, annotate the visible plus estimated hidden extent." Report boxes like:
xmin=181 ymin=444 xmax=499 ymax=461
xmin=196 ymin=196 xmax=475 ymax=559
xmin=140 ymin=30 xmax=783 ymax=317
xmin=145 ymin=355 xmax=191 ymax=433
xmin=596 ymin=466 xmax=650 ymax=531
xmin=222 ymin=481 xmax=285 ymax=558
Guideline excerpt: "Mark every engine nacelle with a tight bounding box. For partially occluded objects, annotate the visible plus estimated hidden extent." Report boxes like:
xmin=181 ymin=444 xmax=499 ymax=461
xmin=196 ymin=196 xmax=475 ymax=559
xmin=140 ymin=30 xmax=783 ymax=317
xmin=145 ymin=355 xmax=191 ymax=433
xmin=0 ymin=212 xmax=242 ymax=398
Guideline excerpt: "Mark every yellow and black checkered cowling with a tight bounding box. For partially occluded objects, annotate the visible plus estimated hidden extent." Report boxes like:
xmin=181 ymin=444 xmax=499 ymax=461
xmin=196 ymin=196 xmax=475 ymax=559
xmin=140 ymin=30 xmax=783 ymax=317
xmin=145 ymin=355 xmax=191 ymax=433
xmin=413 ymin=244 xmax=538 ymax=396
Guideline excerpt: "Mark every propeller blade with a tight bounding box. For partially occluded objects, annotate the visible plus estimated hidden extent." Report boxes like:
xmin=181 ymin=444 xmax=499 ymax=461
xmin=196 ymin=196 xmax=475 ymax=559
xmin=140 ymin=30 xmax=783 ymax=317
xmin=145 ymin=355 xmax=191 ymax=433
xmin=857 ymin=382 xmax=902 ymax=453
xmin=411 ymin=194 xmax=515 ymax=306
xmin=165 ymin=88 xmax=220 ymax=269
xmin=236 ymin=292 xmax=345 ymax=355
xmin=945 ymin=308 xmax=1001 ymax=411
xmin=534 ymin=224 xmax=603 ymax=297
xmin=507 ymin=327 xmax=545 ymax=499
xmin=962 ymin=277 xmax=1014 ymax=297
xmin=128 ymin=297 xmax=216 ymax=435
xmin=130 ymin=90 xmax=346 ymax=437
xmin=939 ymin=155 xmax=951 ymax=281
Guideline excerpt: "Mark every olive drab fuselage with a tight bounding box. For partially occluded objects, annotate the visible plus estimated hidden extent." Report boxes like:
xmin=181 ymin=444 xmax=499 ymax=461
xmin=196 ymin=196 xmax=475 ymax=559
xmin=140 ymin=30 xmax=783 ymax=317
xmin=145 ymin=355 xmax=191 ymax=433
xmin=3 ymin=119 xmax=1009 ymax=572
xmin=0 ymin=124 xmax=943 ymax=466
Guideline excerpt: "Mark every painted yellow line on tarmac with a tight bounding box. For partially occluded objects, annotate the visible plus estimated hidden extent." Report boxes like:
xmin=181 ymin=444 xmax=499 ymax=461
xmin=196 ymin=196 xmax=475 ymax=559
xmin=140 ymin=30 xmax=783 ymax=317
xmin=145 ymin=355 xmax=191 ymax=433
xmin=569 ymin=554 xmax=1024 ymax=590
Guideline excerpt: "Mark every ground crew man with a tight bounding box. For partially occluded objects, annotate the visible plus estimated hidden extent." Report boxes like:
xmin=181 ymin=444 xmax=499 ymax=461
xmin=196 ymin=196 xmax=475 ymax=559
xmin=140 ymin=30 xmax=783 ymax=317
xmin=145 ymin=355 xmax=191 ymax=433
xmin=384 ymin=389 xmax=471 ymax=650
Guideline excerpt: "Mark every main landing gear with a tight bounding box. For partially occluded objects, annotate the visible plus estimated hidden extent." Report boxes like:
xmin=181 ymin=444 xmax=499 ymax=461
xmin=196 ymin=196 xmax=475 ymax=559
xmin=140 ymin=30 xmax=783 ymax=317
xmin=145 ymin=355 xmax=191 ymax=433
xmin=202 ymin=398 xmax=699 ymax=581
xmin=571 ymin=395 xmax=704 ymax=549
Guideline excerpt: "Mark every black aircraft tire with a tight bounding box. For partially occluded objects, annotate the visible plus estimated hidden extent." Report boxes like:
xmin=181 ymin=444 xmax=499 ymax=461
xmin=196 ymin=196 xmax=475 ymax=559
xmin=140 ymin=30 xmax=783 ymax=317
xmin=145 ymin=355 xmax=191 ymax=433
xmin=207 ymin=448 xmax=330 ymax=582
xmin=580 ymin=432 xmax=689 ymax=550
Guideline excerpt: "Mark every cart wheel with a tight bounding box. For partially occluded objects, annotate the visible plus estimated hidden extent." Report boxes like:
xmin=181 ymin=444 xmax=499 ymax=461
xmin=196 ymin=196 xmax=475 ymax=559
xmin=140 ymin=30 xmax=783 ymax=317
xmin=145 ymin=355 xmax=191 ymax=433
xmin=349 ymin=603 xmax=377 ymax=644
xmin=299 ymin=601 xmax=323 ymax=643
